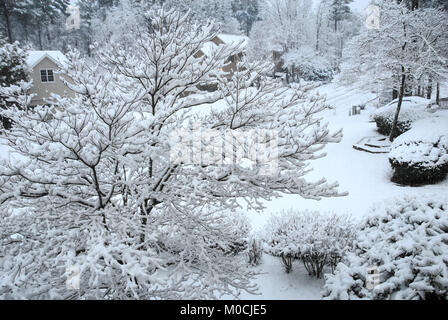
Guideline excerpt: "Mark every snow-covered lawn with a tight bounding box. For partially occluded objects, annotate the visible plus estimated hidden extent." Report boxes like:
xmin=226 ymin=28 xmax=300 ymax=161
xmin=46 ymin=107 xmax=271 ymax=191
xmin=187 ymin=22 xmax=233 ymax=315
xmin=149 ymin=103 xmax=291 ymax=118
xmin=240 ymin=254 xmax=325 ymax=300
xmin=242 ymin=82 xmax=448 ymax=299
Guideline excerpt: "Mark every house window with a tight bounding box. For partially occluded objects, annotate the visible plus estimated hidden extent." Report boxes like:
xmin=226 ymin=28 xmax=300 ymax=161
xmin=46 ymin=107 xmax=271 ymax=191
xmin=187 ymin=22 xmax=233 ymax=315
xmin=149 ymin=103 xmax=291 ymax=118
xmin=40 ymin=69 xmax=54 ymax=83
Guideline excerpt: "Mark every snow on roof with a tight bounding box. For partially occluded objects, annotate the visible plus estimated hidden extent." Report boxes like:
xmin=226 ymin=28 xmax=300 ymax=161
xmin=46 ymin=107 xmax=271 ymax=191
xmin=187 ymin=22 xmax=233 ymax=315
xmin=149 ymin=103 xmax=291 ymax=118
xmin=200 ymin=33 xmax=248 ymax=57
xmin=217 ymin=33 xmax=249 ymax=47
xmin=201 ymin=41 xmax=218 ymax=57
xmin=26 ymin=51 xmax=68 ymax=69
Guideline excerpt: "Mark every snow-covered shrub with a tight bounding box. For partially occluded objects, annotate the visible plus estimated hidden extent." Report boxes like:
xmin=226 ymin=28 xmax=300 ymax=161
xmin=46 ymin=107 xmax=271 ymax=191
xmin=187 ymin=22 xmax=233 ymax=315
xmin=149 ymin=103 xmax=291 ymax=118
xmin=284 ymin=49 xmax=334 ymax=82
xmin=0 ymin=205 xmax=253 ymax=299
xmin=263 ymin=210 xmax=357 ymax=278
xmin=296 ymin=63 xmax=333 ymax=82
xmin=281 ymin=253 xmax=294 ymax=273
xmin=389 ymin=114 xmax=448 ymax=185
xmin=247 ymin=237 xmax=263 ymax=266
xmin=323 ymin=194 xmax=448 ymax=300
xmin=372 ymin=97 xmax=431 ymax=138
xmin=218 ymin=211 xmax=250 ymax=255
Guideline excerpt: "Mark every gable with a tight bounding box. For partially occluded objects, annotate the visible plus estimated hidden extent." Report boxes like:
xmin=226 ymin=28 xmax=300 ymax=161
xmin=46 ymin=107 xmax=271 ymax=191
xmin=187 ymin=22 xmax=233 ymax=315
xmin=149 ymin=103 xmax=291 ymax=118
xmin=34 ymin=56 xmax=61 ymax=71
xmin=26 ymin=51 xmax=68 ymax=70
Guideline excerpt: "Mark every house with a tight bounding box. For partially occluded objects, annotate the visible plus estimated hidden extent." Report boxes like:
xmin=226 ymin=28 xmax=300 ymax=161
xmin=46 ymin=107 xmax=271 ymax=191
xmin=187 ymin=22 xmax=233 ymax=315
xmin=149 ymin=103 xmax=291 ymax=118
xmin=196 ymin=33 xmax=249 ymax=75
xmin=193 ymin=34 xmax=248 ymax=92
xmin=25 ymin=51 xmax=74 ymax=106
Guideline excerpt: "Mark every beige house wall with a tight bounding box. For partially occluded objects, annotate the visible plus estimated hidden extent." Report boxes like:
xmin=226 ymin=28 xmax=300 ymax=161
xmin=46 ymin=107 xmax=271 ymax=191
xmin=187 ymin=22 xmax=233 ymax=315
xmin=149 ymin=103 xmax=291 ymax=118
xmin=29 ymin=57 xmax=74 ymax=106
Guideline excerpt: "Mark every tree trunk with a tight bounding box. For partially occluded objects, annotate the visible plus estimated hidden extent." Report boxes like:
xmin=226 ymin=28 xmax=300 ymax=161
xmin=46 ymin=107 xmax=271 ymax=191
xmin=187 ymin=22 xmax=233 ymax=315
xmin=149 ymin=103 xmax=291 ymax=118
xmin=436 ymin=82 xmax=440 ymax=105
xmin=315 ymin=23 xmax=320 ymax=52
xmin=46 ymin=25 xmax=52 ymax=47
xmin=23 ymin=20 xmax=28 ymax=42
xmin=389 ymin=69 xmax=406 ymax=142
xmin=426 ymin=77 xmax=432 ymax=99
xmin=1 ymin=3 xmax=13 ymax=43
xmin=37 ymin=26 xmax=43 ymax=50
xmin=392 ymin=89 xmax=398 ymax=100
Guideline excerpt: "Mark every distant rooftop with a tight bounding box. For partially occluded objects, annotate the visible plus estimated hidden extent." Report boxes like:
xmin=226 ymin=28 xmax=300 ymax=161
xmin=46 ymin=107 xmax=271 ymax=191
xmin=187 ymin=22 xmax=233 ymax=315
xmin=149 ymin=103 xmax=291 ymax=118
xmin=217 ymin=34 xmax=249 ymax=47
xmin=201 ymin=33 xmax=249 ymax=57
xmin=26 ymin=50 xmax=68 ymax=69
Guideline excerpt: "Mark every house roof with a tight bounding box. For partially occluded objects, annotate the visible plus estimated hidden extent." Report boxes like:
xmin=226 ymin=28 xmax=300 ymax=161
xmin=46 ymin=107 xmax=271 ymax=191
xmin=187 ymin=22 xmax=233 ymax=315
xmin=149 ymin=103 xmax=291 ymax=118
xmin=26 ymin=51 xmax=68 ymax=69
xmin=200 ymin=33 xmax=249 ymax=57
xmin=217 ymin=34 xmax=249 ymax=47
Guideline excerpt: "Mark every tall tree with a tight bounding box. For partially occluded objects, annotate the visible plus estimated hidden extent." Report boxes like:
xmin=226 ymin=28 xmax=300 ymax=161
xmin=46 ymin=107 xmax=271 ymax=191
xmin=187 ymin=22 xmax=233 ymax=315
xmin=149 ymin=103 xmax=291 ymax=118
xmin=232 ymin=0 xmax=259 ymax=36
xmin=31 ymin=0 xmax=69 ymax=49
xmin=0 ymin=39 xmax=28 ymax=129
xmin=166 ymin=0 xmax=240 ymax=33
xmin=0 ymin=0 xmax=33 ymax=43
xmin=329 ymin=0 xmax=352 ymax=32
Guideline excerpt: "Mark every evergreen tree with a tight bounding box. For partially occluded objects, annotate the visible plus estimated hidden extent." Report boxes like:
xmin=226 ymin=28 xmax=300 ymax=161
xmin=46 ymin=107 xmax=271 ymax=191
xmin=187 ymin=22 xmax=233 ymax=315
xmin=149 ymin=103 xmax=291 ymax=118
xmin=232 ymin=0 xmax=259 ymax=36
xmin=0 ymin=38 xmax=28 ymax=129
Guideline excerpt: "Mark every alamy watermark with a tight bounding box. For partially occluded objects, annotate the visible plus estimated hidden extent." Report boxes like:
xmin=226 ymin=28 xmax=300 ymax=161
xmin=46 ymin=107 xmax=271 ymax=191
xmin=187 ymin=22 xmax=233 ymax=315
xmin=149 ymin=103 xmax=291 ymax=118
xmin=66 ymin=265 xmax=80 ymax=290
xmin=66 ymin=5 xmax=80 ymax=30
xmin=365 ymin=5 xmax=380 ymax=30
xmin=366 ymin=265 xmax=380 ymax=290
xmin=169 ymin=123 xmax=279 ymax=176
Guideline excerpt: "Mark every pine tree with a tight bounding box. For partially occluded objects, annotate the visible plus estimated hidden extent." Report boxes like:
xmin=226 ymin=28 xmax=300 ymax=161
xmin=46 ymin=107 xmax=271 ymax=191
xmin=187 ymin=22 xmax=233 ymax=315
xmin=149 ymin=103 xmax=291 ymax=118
xmin=232 ymin=0 xmax=259 ymax=36
xmin=0 ymin=38 xmax=28 ymax=129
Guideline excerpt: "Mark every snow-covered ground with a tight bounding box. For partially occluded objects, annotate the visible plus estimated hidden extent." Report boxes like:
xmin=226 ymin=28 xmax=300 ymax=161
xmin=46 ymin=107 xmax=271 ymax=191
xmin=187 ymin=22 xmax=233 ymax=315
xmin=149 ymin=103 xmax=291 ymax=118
xmin=240 ymin=81 xmax=448 ymax=299
xmin=241 ymin=254 xmax=325 ymax=300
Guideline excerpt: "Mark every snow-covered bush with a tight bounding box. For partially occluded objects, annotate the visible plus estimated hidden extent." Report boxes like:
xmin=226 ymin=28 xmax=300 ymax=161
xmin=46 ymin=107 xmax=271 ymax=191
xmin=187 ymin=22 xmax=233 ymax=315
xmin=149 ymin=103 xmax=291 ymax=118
xmin=295 ymin=62 xmax=333 ymax=82
xmin=0 ymin=8 xmax=343 ymax=299
xmin=389 ymin=113 xmax=448 ymax=185
xmin=247 ymin=237 xmax=263 ymax=266
xmin=284 ymin=49 xmax=333 ymax=83
xmin=218 ymin=211 xmax=250 ymax=255
xmin=372 ymin=97 xmax=431 ymax=138
xmin=263 ymin=210 xmax=357 ymax=278
xmin=323 ymin=194 xmax=448 ymax=300
xmin=0 ymin=205 xmax=253 ymax=299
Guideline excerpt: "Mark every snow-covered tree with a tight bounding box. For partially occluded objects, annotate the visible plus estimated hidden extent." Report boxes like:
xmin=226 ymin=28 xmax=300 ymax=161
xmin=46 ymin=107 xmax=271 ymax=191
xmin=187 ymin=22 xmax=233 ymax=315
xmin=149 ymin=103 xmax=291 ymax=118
xmin=0 ymin=0 xmax=34 ymax=43
xmin=314 ymin=0 xmax=332 ymax=54
xmin=0 ymin=39 xmax=27 ymax=87
xmin=341 ymin=0 xmax=448 ymax=141
xmin=232 ymin=0 xmax=260 ymax=36
xmin=165 ymin=0 xmax=240 ymax=33
xmin=328 ymin=0 xmax=352 ymax=33
xmin=22 ymin=0 xmax=69 ymax=50
xmin=248 ymin=0 xmax=318 ymax=80
xmin=253 ymin=0 xmax=314 ymax=54
xmin=92 ymin=0 xmax=150 ymax=47
xmin=0 ymin=8 xmax=343 ymax=299
xmin=0 ymin=39 xmax=28 ymax=129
